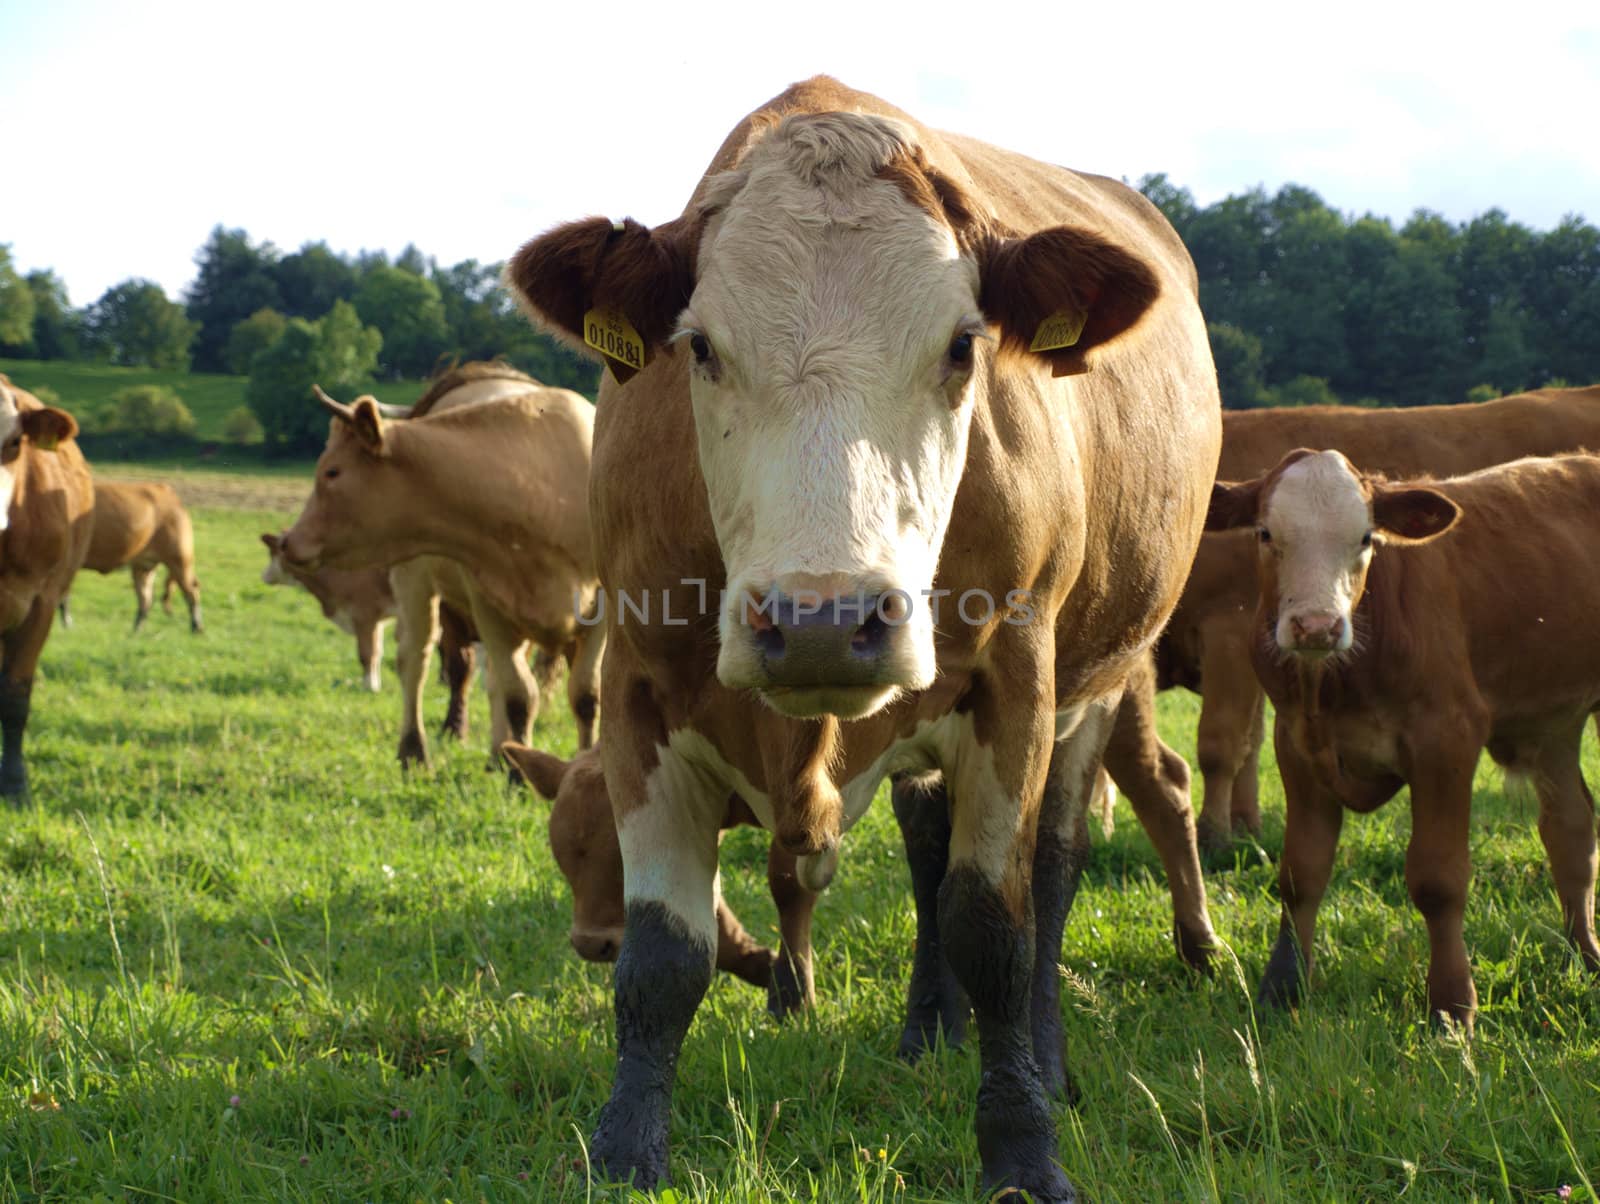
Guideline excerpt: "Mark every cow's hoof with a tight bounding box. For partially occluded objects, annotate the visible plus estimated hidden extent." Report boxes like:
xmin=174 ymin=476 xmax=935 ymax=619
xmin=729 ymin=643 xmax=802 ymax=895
xmin=396 ymin=732 xmax=429 ymax=769
xmin=1036 ymin=1053 xmax=1082 ymax=1108
xmin=896 ymin=1012 xmax=968 ymax=1061
xmin=1175 ymin=922 xmax=1218 ymax=977
xmin=590 ymin=1114 xmax=669 ymax=1190
xmin=766 ymin=960 xmax=811 ymax=1021
xmin=1 ymin=763 xmax=28 ymax=808
xmin=981 ymin=1140 xmax=1076 ymax=1204
xmin=1256 ymin=939 xmax=1306 ymax=1013
xmin=1199 ymin=832 xmax=1269 ymax=873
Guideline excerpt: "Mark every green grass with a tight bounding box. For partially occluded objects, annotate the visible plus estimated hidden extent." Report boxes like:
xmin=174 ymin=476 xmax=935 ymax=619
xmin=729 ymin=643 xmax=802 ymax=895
xmin=1 ymin=494 xmax=1597 ymax=1201
xmin=0 ymin=358 xmax=428 ymax=443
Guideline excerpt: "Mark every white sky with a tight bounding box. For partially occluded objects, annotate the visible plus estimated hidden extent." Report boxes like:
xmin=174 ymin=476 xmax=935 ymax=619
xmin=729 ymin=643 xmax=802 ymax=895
xmin=4 ymin=0 xmax=1598 ymax=307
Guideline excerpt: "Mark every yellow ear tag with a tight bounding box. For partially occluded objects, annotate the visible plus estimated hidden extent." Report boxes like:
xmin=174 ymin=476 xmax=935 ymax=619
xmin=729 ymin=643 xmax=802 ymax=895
xmin=1029 ymin=309 xmax=1087 ymax=353
xmin=583 ymin=307 xmax=646 ymax=383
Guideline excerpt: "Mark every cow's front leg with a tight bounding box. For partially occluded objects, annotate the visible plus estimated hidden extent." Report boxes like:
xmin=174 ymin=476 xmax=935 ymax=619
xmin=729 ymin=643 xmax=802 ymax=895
xmin=941 ymin=663 xmax=1075 ymax=1203
xmin=891 ymin=771 xmax=969 ymax=1058
xmin=1031 ymin=698 xmax=1117 ymax=1104
xmin=590 ymin=736 xmax=724 ymax=1189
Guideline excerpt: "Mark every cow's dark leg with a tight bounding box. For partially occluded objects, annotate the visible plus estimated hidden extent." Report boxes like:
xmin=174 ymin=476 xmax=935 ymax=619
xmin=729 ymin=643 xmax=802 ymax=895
xmin=0 ymin=676 xmax=32 ymax=805
xmin=1194 ymin=622 xmax=1264 ymax=861
xmin=589 ymin=729 xmax=722 ymax=1190
xmin=940 ymin=664 xmax=1076 ymax=1203
xmin=130 ymin=566 xmax=157 ymax=632
xmin=891 ymin=772 xmax=969 ymax=1058
xmin=766 ymin=839 xmax=817 ymax=1019
xmin=567 ymin=623 xmax=605 ymax=751
xmin=438 ymin=604 xmax=475 ymax=740
xmin=1030 ymin=700 xmax=1116 ymax=1105
xmin=56 ymin=597 xmax=71 ymax=629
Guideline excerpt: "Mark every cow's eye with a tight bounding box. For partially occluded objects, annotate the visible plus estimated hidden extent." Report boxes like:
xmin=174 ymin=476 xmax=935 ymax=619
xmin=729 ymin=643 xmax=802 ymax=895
xmin=1360 ymin=530 xmax=1373 ymax=548
xmin=948 ymin=332 xmax=974 ymax=365
xmin=689 ymin=333 xmax=711 ymax=364
xmin=1258 ymin=527 xmax=1272 ymax=544
xmin=325 ymin=467 xmax=341 ymax=481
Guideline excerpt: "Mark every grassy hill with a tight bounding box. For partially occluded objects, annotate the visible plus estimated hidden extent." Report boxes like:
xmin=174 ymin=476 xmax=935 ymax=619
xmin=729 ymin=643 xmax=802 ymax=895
xmin=0 ymin=358 xmax=428 ymax=444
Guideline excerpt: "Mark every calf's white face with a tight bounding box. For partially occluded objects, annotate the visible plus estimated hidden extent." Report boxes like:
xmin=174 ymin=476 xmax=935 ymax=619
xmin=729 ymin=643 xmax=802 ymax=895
xmin=682 ymin=117 xmax=983 ymax=718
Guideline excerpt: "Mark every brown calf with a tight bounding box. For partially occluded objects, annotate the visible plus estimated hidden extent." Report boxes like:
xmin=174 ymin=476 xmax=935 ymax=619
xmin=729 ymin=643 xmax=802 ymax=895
xmin=61 ymin=480 xmax=201 ymax=633
xmin=1209 ymin=448 xmax=1600 ymax=1030
xmin=502 ymin=741 xmax=816 ymax=1018
xmin=261 ymin=531 xmax=395 ymax=692
xmin=1164 ymin=385 xmax=1600 ymax=857
xmin=0 ymin=375 xmax=94 ymax=802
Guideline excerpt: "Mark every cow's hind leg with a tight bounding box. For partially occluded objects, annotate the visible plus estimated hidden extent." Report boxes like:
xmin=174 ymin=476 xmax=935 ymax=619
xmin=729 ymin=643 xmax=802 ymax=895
xmin=438 ymin=604 xmax=475 ymax=740
xmin=355 ymin=618 xmax=382 ymax=693
xmin=891 ymin=771 xmax=970 ymax=1058
xmin=1102 ymin=661 xmax=1216 ymax=972
xmin=130 ymin=566 xmax=157 ymax=632
xmin=0 ymin=600 xmax=59 ymax=804
xmin=393 ymin=584 xmax=439 ymax=768
xmin=1532 ymin=728 xmax=1600 ymax=973
xmin=589 ymin=738 xmax=724 ymax=1189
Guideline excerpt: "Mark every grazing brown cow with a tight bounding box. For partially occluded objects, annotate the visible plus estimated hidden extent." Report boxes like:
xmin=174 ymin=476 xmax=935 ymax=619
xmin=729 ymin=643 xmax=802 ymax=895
xmin=0 ymin=375 xmax=94 ymax=802
xmin=507 ymin=76 xmax=1220 ymax=1198
xmin=279 ymin=381 xmax=603 ymax=760
xmin=1161 ymin=386 xmax=1600 ymax=856
xmin=502 ymin=741 xmax=816 ymax=1017
xmin=261 ymin=531 xmax=395 ymax=691
xmin=1208 ymin=449 xmax=1600 ymax=1030
xmin=59 ymin=481 xmax=201 ymax=633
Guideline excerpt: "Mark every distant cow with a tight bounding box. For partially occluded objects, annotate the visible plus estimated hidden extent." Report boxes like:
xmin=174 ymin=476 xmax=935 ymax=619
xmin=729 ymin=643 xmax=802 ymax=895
xmin=279 ymin=374 xmax=603 ymax=761
xmin=1208 ymin=449 xmax=1600 ymax=1030
xmin=59 ymin=480 xmax=201 ymax=633
xmin=1163 ymin=385 xmax=1600 ymax=856
xmin=261 ymin=531 xmax=395 ymax=692
xmin=502 ymin=741 xmax=815 ymax=1018
xmin=0 ymin=374 xmax=94 ymax=802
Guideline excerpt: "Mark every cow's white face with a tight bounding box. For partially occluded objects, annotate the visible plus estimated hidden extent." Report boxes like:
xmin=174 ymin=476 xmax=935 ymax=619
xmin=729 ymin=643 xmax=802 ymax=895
xmin=1256 ymin=452 xmax=1374 ymax=656
xmin=681 ymin=116 xmax=984 ymax=719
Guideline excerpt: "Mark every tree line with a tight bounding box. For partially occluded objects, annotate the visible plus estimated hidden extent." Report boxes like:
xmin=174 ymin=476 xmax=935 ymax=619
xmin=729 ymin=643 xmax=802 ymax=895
xmin=1138 ymin=176 xmax=1600 ymax=408
xmin=0 ymin=229 xmax=598 ymax=448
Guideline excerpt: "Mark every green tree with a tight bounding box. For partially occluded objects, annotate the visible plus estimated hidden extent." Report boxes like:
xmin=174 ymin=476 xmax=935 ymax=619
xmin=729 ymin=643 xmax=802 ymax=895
xmin=1136 ymin=173 xmax=1197 ymax=236
xmin=20 ymin=270 xmax=82 ymax=360
xmin=274 ymin=241 xmax=356 ymax=319
xmin=1206 ymin=322 xmax=1267 ymax=409
xmin=246 ymin=301 xmax=381 ymax=451
xmin=222 ymin=406 xmax=265 ymax=444
xmin=84 ymin=280 xmax=198 ymax=369
xmin=185 ymin=226 xmax=282 ymax=371
xmin=224 ymin=307 xmax=289 ymax=375
xmin=0 ymin=245 xmax=36 ymax=348
xmin=1473 ymin=297 xmax=1535 ymax=394
xmin=1262 ymin=374 xmax=1341 ymax=408
xmin=354 ymin=265 xmax=450 ymax=377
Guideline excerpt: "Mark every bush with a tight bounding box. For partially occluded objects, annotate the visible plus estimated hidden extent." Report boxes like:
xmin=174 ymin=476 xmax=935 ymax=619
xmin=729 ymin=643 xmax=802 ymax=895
xmin=90 ymin=385 xmax=197 ymax=437
xmin=1464 ymin=383 xmax=1501 ymax=403
xmin=222 ymin=405 xmax=265 ymax=444
xmin=246 ymin=301 xmax=381 ymax=451
xmin=1262 ymin=374 xmax=1340 ymax=408
xmin=26 ymin=384 xmax=63 ymax=408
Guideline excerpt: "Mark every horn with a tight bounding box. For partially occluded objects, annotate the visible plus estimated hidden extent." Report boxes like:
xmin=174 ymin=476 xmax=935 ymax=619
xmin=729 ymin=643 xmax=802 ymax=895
xmin=371 ymin=401 xmax=414 ymax=420
xmin=312 ymin=384 xmax=356 ymax=421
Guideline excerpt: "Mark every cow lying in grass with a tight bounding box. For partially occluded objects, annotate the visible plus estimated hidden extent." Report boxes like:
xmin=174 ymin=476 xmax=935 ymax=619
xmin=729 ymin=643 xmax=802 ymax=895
xmin=261 ymin=531 xmax=395 ymax=692
xmin=0 ymin=374 xmax=94 ymax=802
xmin=1208 ymin=448 xmax=1600 ymax=1031
xmin=502 ymin=741 xmax=815 ymax=1018
xmin=61 ymin=480 xmax=202 ymax=633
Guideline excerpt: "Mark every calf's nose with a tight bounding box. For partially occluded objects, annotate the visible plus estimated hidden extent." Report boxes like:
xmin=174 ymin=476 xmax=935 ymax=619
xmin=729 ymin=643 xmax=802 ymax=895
xmin=569 ymin=929 xmax=621 ymax=962
xmin=1289 ymin=610 xmax=1347 ymax=650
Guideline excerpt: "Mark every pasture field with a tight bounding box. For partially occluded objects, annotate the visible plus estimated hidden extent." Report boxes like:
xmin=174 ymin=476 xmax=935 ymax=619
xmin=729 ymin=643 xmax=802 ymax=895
xmin=1 ymin=488 xmax=1597 ymax=1202
xmin=0 ymin=359 xmax=426 ymax=443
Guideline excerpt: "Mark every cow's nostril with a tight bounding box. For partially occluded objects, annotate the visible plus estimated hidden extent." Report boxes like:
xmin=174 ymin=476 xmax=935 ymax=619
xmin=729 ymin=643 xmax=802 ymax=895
xmin=850 ymin=612 xmax=891 ymax=656
xmin=754 ymin=625 xmax=785 ymax=658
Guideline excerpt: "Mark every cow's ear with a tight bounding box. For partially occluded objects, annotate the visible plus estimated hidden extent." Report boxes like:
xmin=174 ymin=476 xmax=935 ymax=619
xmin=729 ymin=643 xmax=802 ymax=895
xmin=500 ymin=741 xmax=570 ymax=800
xmin=505 ymin=214 xmax=701 ymax=383
xmin=1372 ymin=486 xmax=1459 ymax=544
xmin=348 ymin=396 xmax=386 ymax=455
xmin=978 ymin=227 xmax=1162 ymax=377
xmin=20 ymin=406 xmax=78 ymax=451
xmin=1205 ymin=477 xmax=1264 ymax=532
xmin=260 ymin=532 xmax=281 ymax=552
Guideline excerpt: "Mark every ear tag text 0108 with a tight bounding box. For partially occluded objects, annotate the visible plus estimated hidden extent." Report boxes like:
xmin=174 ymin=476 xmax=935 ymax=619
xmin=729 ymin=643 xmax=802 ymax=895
xmin=584 ymin=307 xmax=647 ymax=384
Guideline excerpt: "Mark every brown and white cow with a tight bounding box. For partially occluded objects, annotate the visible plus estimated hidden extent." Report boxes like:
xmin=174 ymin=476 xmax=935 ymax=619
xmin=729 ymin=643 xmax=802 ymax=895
xmin=278 ymin=383 xmax=604 ymax=759
xmin=502 ymin=740 xmax=816 ymax=1018
xmin=58 ymin=480 xmax=201 ymax=633
xmin=0 ymin=375 xmax=94 ymax=802
xmin=1161 ymin=385 xmax=1600 ymax=857
xmin=1208 ymin=448 xmax=1600 ymax=1030
xmin=506 ymin=77 xmax=1220 ymax=1198
xmin=261 ymin=531 xmax=396 ymax=691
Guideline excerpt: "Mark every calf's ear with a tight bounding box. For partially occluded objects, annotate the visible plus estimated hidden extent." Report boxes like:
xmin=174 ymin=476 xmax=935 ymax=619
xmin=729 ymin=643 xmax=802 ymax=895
xmin=505 ymin=214 xmax=702 ymax=383
xmin=260 ymin=533 xmax=280 ymax=551
xmin=1205 ymin=478 xmax=1264 ymax=532
xmin=21 ymin=406 xmax=78 ymax=451
xmin=978 ymin=227 xmax=1162 ymax=377
xmin=500 ymin=741 xmax=570 ymax=800
xmin=1373 ymin=486 xmax=1460 ymax=544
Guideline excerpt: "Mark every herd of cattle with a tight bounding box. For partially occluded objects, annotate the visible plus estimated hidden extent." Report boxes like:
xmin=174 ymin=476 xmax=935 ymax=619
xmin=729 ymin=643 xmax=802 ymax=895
xmin=4 ymin=76 xmax=1596 ymax=1198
